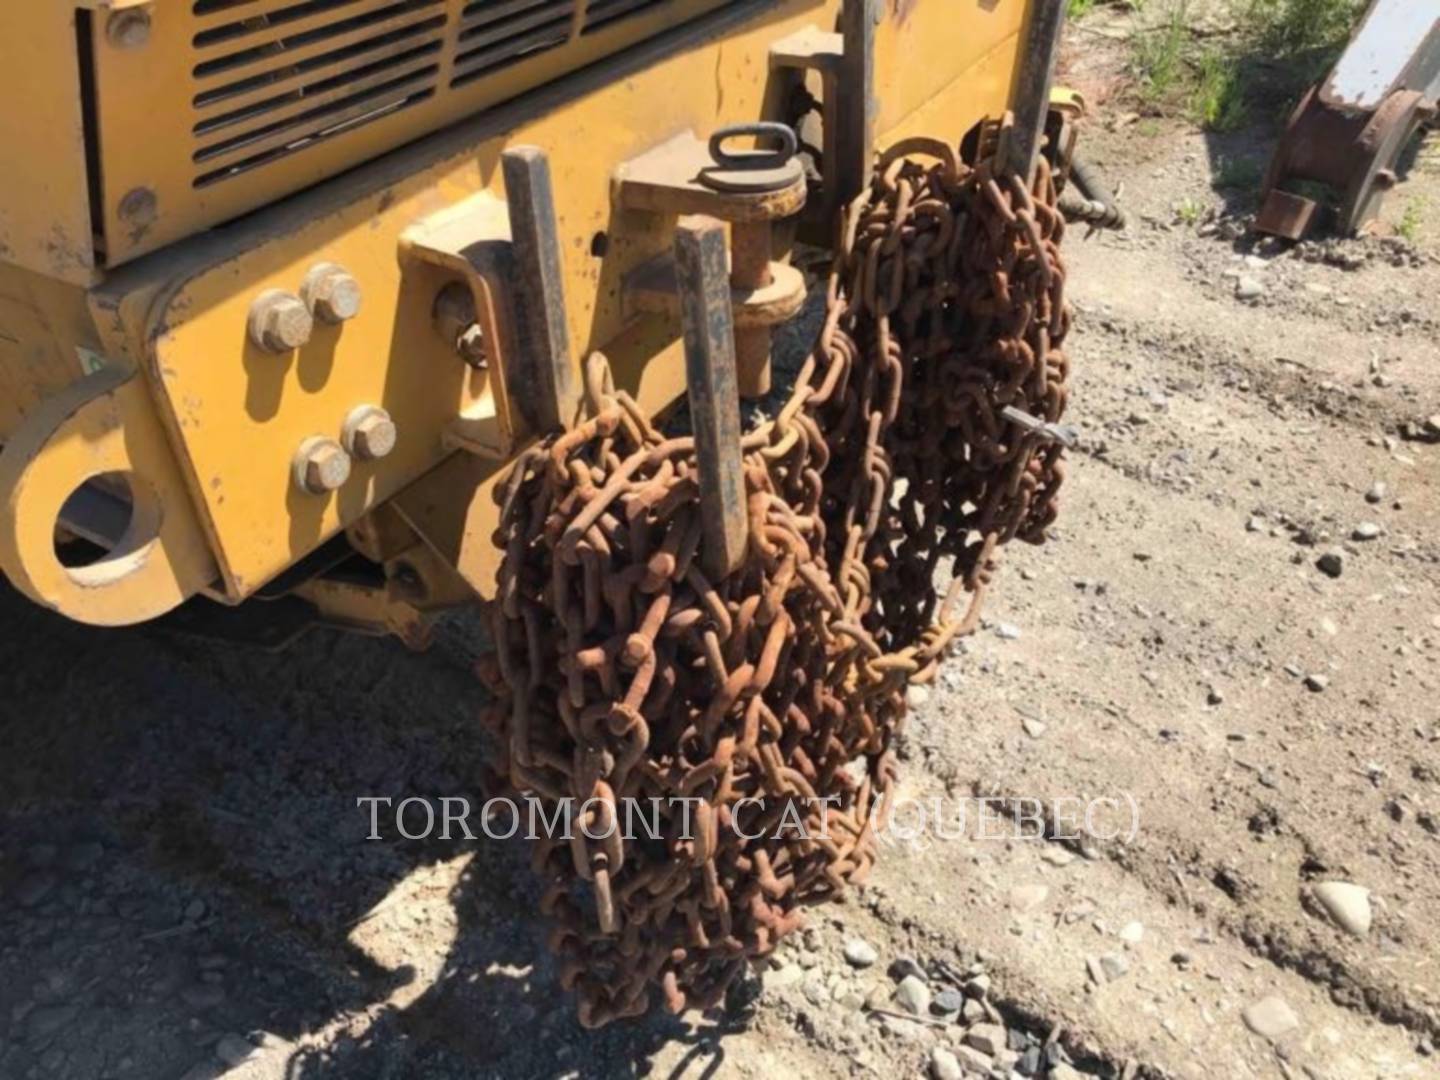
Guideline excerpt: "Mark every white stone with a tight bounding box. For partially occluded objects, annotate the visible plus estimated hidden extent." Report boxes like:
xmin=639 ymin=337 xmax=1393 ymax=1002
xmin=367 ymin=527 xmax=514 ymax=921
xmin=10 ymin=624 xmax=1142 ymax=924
xmin=895 ymin=974 xmax=931 ymax=1015
xmin=1235 ymin=276 xmax=1265 ymax=301
xmin=930 ymin=1047 xmax=964 ymax=1080
xmin=1313 ymin=881 xmax=1372 ymax=937
xmin=843 ymin=939 xmax=878 ymax=969
xmin=1242 ymin=995 xmax=1300 ymax=1040
xmin=1010 ymin=884 xmax=1050 ymax=913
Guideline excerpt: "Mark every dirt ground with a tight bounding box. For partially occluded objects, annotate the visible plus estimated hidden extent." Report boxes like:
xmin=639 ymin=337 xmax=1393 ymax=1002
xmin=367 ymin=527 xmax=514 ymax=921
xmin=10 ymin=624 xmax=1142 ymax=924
xmin=3 ymin=13 xmax=1439 ymax=1080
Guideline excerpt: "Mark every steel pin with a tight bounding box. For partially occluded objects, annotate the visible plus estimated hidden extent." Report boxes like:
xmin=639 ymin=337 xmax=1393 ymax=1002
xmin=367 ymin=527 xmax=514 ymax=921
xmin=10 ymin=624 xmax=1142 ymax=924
xmin=1001 ymin=405 xmax=1079 ymax=449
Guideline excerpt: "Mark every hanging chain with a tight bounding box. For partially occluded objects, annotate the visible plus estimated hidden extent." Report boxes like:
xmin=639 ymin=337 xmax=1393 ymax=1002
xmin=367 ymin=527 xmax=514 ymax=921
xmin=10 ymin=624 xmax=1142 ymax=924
xmin=485 ymin=121 xmax=1071 ymax=1027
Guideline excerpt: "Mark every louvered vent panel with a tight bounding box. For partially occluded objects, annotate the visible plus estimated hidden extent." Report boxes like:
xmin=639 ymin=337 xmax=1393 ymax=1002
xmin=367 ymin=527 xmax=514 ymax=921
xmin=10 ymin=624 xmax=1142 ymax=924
xmin=190 ymin=0 xmax=449 ymax=188
xmin=451 ymin=1 xmax=576 ymax=89
xmin=581 ymin=0 xmax=670 ymax=34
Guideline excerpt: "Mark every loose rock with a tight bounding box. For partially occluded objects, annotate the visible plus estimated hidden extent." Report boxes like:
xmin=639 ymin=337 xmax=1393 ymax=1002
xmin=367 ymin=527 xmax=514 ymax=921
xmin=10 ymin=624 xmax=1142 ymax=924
xmin=843 ymin=939 xmax=878 ymax=969
xmin=1243 ymin=995 xmax=1300 ymax=1040
xmin=930 ymin=1047 xmax=963 ymax=1080
xmin=1351 ymin=522 xmax=1382 ymax=541
xmin=1313 ymin=881 xmax=1372 ymax=937
xmin=963 ymin=1023 xmax=1006 ymax=1056
xmin=955 ymin=1045 xmax=995 ymax=1074
xmin=1099 ymin=952 xmax=1129 ymax=980
xmin=1316 ymin=552 xmax=1344 ymax=578
xmin=931 ymin=987 xmax=964 ymax=1017
xmin=1304 ymin=673 xmax=1329 ymax=693
xmin=1010 ymin=884 xmax=1049 ymax=913
xmin=895 ymin=974 xmax=931 ymax=1015
xmin=1235 ymin=276 xmax=1265 ymax=301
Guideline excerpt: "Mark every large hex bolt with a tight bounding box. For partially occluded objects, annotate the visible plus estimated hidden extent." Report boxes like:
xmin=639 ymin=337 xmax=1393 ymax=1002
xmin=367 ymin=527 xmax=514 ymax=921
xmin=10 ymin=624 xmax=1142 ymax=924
xmin=301 ymin=263 xmax=363 ymax=325
xmin=293 ymin=437 xmax=352 ymax=495
xmin=248 ymin=290 xmax=313 ymax=353
xmin=107 ymin=8 xmax=152 ymax=49
xmin=342 ymin=405 xmax=397 ymax=462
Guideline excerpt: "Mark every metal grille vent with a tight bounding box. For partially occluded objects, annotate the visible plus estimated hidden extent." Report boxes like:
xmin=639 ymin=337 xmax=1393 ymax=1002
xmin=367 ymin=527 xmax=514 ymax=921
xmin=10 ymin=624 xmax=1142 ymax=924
xmin=581 ymin=0 xmax=672 ymax=34
xmin=191 ymin=0 xmax=448 ymax=188
xmin=452 ymin=1 xmax=576 ymax=89
xmin=184 ymin=0 xmax=740 ymax=191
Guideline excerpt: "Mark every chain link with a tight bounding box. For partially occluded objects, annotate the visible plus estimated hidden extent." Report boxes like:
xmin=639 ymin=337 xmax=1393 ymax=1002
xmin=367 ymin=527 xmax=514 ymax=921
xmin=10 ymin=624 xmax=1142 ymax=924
xmin=485 ymin=121 xmax=1071 ymax=1027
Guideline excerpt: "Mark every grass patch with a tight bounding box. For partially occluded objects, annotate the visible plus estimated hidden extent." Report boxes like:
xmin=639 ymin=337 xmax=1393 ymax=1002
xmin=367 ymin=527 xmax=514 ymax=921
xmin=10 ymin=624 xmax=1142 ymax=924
xmin=1067 ymin=0 xmax=1097 ymax=18
xmin=1242 ymin=0 xmax=1365 ymax=56
xmin=1175 ymin=196 xmax=1205 ymax=225
xmin=1132 ymin=1 xmax=1191 ymax=106
xmin=1396 ymin=198 xmax=1427 ymax=244
xmin=1124 ymin=0 xmax=1365 ymax=127
xmin=1191 ymin=48 xmax=1247 ymax=131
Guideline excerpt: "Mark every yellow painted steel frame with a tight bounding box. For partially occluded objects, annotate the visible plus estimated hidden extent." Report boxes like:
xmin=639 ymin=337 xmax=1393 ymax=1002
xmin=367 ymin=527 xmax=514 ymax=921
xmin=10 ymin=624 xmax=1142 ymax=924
xmin=0 ymin=0 xmax=1032 ymax=626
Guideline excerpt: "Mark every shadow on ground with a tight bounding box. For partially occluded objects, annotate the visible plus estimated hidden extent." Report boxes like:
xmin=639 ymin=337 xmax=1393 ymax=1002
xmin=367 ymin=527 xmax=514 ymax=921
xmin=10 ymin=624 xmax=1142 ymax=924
xmin=0 ymin=580 xmax=750 ymax=1080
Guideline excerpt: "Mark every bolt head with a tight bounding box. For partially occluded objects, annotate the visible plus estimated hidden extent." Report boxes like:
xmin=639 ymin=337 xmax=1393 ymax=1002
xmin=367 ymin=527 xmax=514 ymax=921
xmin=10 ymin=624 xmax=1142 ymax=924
xmin=302 ymin=263 xmax=362 ymax=324
xmin=107 ymin=9 xmax=151 ymax=49
xmin=457 ymin=324 xmax=488 ymax=369
xmin=117 ymin=187 xmax=158 ymax=227
xmin=249 ymin=290 xmax=313 ymax=353
xmin=345 ymin=407 xmax=398 ymax=462
xmin=295 ymin=438 xmax=351 ymax=494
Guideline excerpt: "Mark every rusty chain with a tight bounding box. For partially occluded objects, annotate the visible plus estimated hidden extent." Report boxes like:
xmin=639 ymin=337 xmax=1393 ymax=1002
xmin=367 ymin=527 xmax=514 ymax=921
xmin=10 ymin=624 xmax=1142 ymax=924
xmin=484 ymin=123 xmax=1071 ymax=1027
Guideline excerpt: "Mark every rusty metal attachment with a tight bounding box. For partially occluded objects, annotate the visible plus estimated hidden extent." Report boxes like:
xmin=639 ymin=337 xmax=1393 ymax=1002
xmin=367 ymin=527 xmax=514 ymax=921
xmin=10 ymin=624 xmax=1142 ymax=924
xmin=618 ymin=129 xmax=808 ymax=399
xmin=502 ymin=146 xmax=581 ymax=434
xmin=673 ymin=216 xmax=749 ymax=581
xmin=1257 ymin=0 xmax=1440 ymax=239
xmin=487 ymin=120 xmax=1072 ymax=1028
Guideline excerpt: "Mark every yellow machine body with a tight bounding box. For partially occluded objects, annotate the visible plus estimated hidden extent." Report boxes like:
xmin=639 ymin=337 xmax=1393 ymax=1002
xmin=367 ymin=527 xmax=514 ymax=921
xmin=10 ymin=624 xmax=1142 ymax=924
xmin=0 ymin=0 xmax=1037 ymax=629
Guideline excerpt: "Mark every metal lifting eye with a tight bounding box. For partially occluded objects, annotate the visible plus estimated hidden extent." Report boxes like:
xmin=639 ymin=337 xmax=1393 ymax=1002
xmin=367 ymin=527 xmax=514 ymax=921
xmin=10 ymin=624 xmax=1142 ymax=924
xmin=706 ymin=122 xmax=799 ymax=171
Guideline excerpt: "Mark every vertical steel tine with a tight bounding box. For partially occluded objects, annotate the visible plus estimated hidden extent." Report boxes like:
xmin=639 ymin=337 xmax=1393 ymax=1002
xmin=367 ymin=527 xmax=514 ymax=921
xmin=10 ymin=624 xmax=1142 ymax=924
xmin=1001 ymin=0 xmax=1068 ymax=184
xmin=673 ymin=215 xmax=748 ymax=582
xmin=837 ymin=0 xmax=877 ymax=209
xmin=502 ymin=146 xmax=581 ymax=433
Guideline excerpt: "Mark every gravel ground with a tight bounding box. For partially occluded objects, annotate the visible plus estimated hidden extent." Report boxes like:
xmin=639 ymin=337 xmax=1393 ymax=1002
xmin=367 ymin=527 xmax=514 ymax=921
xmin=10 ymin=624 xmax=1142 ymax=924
xmin=3 ymin=14 xmax=1439 ymax=1080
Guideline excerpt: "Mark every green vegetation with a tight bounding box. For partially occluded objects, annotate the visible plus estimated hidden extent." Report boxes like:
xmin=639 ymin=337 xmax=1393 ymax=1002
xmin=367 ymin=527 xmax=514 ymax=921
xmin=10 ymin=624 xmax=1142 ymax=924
xmin=1126 ymin=0 xmax=1364 ymax=128
xmin=1067 ymin=0 xmax=1097 ymax=18
xmin=1396 ymin=198 xmax=1427 ymax=244
xmin=1132 ymin=1 xmax=1191 ymax=105
xmin=1242 ymin=0 xmax=1366 ymax=56
xmin=1175 ymin=196 xmax=1205 ymax=225
xmin=1191 ymin=48 xmax=1247 ymax=131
